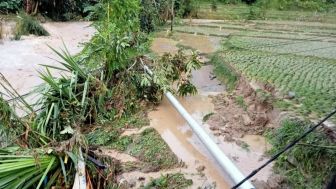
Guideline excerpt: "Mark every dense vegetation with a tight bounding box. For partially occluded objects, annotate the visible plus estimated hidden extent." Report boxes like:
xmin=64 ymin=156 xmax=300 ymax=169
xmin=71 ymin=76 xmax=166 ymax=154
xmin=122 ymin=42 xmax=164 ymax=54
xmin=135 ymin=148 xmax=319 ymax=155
xmin=0 ymin=0 xmax=22 ymax=13
xmin=0 ymin=0 xmax=201 ymax=188
xmin=14 ymin=13 xmax=49 ymax=39
xmin=267 ymin=119 xmax=336 ymax=188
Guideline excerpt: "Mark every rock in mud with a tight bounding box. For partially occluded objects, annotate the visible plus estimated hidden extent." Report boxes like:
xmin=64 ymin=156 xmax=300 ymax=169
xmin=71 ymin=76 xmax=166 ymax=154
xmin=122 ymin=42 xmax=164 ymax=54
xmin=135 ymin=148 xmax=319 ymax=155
xmin=241 ymin=114 xmax=252 ymax=126
xmin=267 ymin=175 xmax=285 ymax=188
xmin=252 ymin=180 xmax=270 ymax=189
xmin=284 ymin=91 xmax=296 ymax=99
xmin=196 ymin=165 xmax=206 ymax=172
xmin=209 ymin=125 xmax=220 ymax=131
xmin=123 ymin=177 xmax=137 ymax=188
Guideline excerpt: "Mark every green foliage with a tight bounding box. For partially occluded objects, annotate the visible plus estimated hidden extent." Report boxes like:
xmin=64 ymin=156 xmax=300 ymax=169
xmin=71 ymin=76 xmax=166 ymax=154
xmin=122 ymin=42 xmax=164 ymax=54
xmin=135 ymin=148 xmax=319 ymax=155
xmin=247 ymin=4 xmax=266 ymax=19
xmin=0 ymin=0 xmax=202 ymax=187
xmin=129 ymin=128 xmax=179 ymax=169
xmin=211 ymin=0 xmax=218 ymax=11
xmin=0 ymin=152 xmax=59 ymax=189
xmin=143 ymin=173 xmax=193 ymax=189
xmin=39 ymin=0 xmax=95 ymax=21
xmin=202 ymin=112 xmax=214 ymax=122
xmin=267 ymin=119 xmax=336 ymax=188
xmin=219 ymin=43 xmax=336 ymax=118
xmin=210 ymin=53 xmax=239 ymax=91
xmin=255 ymin=0 xmax=335 ymax=11
xmin=14 ymin=13 xmax=49 ymax=40
xmin=0 ymin=0 xmax=22 ymax=13
xmin=86 ymin=129 xmax=120 ymax=146
xmin=197 ymin=0 xmax=336 ymax=20
xmin=235 ymin=95 xmax=247 ymax=110
xmin=0 ymin=96 xmax=16 ymax=147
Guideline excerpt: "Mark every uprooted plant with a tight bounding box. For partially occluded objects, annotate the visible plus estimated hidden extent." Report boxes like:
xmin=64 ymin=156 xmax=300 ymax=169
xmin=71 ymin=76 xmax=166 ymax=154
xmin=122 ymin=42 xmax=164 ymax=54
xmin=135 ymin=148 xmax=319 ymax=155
xmin=0 ymin=0 xmax=201 ymax=188
xmin=14 ymin=13 xmax=49 ymax=40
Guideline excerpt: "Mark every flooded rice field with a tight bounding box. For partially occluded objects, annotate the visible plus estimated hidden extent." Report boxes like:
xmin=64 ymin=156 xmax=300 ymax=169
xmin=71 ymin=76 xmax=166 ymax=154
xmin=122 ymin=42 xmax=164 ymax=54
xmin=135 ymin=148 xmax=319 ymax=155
xmin=0 ymin=20 xmax=273 ymax=188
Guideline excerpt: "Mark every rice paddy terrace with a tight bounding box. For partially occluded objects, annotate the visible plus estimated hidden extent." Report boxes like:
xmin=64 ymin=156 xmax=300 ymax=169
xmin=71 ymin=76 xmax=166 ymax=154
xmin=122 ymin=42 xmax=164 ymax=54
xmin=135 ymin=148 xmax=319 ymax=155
xmin=176 ymin=19 xmax=336 ymax=122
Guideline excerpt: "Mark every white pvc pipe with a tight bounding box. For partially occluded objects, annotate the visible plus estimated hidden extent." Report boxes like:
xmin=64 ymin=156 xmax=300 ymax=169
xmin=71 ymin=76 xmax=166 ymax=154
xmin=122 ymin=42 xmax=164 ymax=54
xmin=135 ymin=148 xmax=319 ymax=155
xmin=165 ymin=92 xmax=254 ymax=189
xmin=143 ymin=64 xmax=254 ymax=189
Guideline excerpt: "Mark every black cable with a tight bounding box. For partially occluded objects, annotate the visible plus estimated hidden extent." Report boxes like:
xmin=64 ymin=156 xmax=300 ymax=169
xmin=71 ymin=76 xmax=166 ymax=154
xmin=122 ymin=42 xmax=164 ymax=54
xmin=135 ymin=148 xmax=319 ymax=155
xmin=232 ymin=108 xmax=336 ymax=189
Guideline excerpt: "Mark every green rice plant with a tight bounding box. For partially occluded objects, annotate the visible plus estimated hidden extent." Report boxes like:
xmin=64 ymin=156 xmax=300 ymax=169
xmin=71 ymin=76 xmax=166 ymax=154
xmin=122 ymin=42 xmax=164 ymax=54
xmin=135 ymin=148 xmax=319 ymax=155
xmin=218 ymin=49 xmax=336 ymax=119
xmin=129 ymin=128 xmax=179 ymax=169
xmin=228 ymin=36 xmax=336 ymax=59
xmin=14 ymin=13 xmax=49 ymax=40
xmin=267 ymin=119 xmax=336 ymax=188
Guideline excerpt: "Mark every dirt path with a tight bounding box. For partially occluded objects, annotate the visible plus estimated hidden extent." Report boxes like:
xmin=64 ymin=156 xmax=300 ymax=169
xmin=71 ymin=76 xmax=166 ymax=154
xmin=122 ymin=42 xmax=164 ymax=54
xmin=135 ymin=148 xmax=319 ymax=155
xmin=0 ymin=21 xmax=95 ymax=95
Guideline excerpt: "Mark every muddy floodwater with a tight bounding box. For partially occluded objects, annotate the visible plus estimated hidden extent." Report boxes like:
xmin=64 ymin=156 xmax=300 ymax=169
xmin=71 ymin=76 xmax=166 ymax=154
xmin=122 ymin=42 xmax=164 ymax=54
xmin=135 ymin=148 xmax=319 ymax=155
xmin=0 ymin=21 xmax=273 ymax=188
xmin=149 ymin=69 xmax=272 ymax=188
xmin=0 ymin=22 xmax=95 ymax=95
xmin=149 ymin=35 xmax=273 ymax=188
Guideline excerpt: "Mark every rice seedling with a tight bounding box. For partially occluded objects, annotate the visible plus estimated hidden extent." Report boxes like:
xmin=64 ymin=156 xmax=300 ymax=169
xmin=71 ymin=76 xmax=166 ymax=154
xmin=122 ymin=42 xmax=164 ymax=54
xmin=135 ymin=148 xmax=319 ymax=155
xmin=14 ymin=13 xmax=49 ymax=40
xmin=227 ymin=36 xmax=336 ymax=59
xmin=218 ymin=49 xmax=336 ymax=119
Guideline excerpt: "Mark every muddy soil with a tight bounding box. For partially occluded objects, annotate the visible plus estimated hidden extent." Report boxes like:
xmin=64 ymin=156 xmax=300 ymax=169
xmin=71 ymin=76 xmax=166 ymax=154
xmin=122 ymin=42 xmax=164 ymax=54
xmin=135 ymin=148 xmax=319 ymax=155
xmin=206 ymin=78 xmax=279 ymax=139
xmin=149 ymin=33 xmax=277 ymax=188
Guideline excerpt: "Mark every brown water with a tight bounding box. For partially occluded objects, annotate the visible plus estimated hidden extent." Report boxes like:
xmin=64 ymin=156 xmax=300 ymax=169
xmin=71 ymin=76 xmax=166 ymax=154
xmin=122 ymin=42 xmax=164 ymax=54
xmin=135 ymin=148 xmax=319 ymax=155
xmin=149 ymin=32 xmax=273 ymax=187
xmin=0 ymin=21 xmax=95 ymax=95
xmin=149 ymin=96 xmax=231 ymax=188
xmin=149 ymin=93 xmax=273 ymax=188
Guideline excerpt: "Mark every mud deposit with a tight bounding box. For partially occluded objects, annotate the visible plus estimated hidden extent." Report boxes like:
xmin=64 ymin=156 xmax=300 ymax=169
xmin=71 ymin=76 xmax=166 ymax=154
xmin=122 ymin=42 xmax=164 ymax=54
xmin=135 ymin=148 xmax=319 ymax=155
xmin=150 ymin=33 xmax=274 ymax=187
xmin=0 ymin=21 xmax=95 ymax=95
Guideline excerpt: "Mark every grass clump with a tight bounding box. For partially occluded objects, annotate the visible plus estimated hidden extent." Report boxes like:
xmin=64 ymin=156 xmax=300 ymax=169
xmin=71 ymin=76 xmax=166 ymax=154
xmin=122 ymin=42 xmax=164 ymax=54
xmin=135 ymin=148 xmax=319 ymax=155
xmin=14 ymin=13 xmax=49 ymax=40
xmin=129 ymin=128 xmax=179 ymax=170
xmin=235 ymin=95 xmax=247 ymax=110
xmin=143 ymin=173 xmax=193 ymax=189
xmin=266 ymin=119 xmax=336 ymax=189
xmin=210 ymin=53 xmax=239 ymax=91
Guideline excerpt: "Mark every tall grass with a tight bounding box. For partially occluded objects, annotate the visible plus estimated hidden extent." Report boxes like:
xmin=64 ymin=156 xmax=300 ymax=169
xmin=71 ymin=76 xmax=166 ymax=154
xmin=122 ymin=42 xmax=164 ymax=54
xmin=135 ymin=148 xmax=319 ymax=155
xmin=14 ymin=13 xmax=49 ymax=40
xmin=210 ymin=53 xmax=239 ymax=91
xmin=267 ymin=119 xmax=336 ymax=188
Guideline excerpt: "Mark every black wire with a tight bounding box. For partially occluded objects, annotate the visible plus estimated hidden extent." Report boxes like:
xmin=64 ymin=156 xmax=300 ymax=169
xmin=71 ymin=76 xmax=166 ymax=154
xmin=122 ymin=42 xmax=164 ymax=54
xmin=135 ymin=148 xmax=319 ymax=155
xmin=232 ymin=108 xmax=336 ymax=189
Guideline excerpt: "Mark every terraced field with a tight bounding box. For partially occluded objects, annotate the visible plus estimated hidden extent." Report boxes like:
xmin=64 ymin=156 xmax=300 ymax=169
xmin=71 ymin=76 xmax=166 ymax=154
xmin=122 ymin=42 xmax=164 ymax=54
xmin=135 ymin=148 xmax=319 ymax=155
xmin=178 ymin=19 xmax=336 ymax=121
xmin=219 ymin=50 xmax=336 ymax=116
xmin=197 ymin=2 xmax=336 ymax=23
xmin=227 ymin=36 xmax=336 ymax=59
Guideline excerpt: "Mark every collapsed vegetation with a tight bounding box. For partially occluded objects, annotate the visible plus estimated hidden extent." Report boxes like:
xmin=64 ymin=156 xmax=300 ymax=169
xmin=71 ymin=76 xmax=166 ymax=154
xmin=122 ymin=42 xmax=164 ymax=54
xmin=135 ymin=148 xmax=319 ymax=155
xmin=0 ymin=0 xmax=202 ymax=188
xmin=13 ymin=13 xmax=49 ymax=39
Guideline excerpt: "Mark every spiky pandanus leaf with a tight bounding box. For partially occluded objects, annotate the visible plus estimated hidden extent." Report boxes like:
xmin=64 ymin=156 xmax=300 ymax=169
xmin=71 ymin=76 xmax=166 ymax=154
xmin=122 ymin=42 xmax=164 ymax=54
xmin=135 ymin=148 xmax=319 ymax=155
xmin=0 ymin=154 xmax=59 ymax=189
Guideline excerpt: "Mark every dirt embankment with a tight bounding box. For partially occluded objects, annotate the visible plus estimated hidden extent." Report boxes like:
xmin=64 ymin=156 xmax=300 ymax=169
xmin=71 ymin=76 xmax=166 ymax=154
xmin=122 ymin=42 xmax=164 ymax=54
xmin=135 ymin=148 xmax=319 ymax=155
xmin=206 ymin=77 xmax=280 ymax=140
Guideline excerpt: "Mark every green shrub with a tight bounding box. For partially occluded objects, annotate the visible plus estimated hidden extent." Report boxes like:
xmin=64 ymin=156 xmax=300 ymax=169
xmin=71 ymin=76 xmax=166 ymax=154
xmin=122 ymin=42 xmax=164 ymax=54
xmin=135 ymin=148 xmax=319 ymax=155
xmin=0 ymin=0 xmax=22 ymax=14
xmin=211 ymin=0 xmax=218 ymax=11
xmin=14 ymin=13 xmax=49 ymax=40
